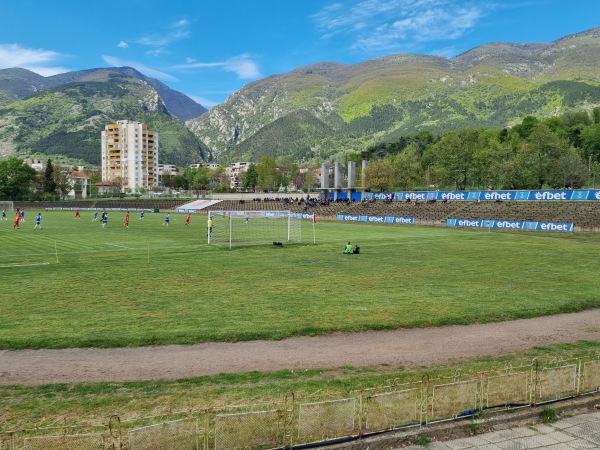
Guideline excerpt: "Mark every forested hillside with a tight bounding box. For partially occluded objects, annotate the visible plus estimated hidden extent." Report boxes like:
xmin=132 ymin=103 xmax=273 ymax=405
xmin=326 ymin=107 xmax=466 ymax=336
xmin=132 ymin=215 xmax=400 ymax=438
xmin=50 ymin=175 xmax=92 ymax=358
xmin=189 ymin=27 xmax=600 ymax=163
xmin=0 ymin=75 xmax=210 ymax=165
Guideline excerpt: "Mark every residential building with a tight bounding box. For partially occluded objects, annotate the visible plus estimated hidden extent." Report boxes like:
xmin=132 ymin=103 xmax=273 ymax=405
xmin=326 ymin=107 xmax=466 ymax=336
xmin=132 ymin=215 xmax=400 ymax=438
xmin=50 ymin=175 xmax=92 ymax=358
xmin=226 ymin=162 xmax=251 ymax=191
xmin=190 ymin=163 xmax=219 ymax=170
xmin=95 ymin=180 xmax=118 ymax=196
xmin=101 ymin=120 xmax=158 ymax=193
xmin=67 ymin=171 xmax=90 ymax=199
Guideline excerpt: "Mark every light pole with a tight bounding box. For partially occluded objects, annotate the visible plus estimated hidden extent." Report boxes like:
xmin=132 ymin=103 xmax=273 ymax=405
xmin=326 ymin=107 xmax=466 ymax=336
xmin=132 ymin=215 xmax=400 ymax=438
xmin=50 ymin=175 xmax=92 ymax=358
xmin=426 ymin=164 xmax=432 ymax=191
xmin=589 ymin=154 xmax=596 ymax=189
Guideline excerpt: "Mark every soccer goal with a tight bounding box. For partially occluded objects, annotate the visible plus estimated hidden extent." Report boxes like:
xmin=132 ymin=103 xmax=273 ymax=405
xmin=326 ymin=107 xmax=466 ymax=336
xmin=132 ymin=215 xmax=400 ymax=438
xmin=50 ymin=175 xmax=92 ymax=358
xmin=208 ymin=210 xmax=302 ymax=248
xmin=0 ymin=201 xmax=14 ymax=212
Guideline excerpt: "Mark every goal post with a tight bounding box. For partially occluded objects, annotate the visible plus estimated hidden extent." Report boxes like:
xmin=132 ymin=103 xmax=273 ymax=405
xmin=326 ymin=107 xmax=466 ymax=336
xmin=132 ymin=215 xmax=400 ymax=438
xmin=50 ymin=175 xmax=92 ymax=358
xmin=208 ymin=210 xmax=302 ymax=248
xmin=0 ymin=201 xmax=14 ymax=212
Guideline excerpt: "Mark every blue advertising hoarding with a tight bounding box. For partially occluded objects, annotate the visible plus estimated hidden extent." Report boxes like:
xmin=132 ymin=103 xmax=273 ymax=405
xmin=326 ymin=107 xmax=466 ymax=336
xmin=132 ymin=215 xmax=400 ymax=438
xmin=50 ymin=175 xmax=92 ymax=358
xmin=364 ymin=189 xmax=600 ymax=202
xmin=446 ymin=218 xmax=574 ymax=232
xmin=336 ymin=214 xmax=416 ymax=224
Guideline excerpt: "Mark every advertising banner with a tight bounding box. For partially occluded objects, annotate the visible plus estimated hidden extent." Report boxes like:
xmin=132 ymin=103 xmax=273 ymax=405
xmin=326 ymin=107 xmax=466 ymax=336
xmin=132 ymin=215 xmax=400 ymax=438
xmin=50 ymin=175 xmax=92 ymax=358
xmin=446 ymin=218 xmax=574 ymax=232
xmin=364 ymin=189 xmax=600 ymax=202
xmin=336 ymin=214 xmax=415 ymax=224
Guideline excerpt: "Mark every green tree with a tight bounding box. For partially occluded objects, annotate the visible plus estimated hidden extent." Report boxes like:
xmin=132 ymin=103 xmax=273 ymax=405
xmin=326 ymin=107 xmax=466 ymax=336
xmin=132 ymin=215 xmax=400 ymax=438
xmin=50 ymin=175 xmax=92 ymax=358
xmin=88 ymin=171 xmax=101 ymax=197
xmin=302 ymin=170 xmax=315 ymax=192
xmin=242 ymin=164 xmax=258 ymax=191
xmin=581 ymin=124 xmax=600 ymax=161
xmin=0 ymin=157 xmax=36 ymax=200
xmin=392 ymin=142 xmax=422 ymax=189
xmin=512 ymin=116 xmax=539 ymax=139
xmin=276 ymin=156 xmax=293 ymax=191
xmin=53 ymin=164 xmax=72 ymax=200
xmin=430 ymin=129 xmax=481 ymax=190
xmin=173 ymin=174 xmax=187 ymax=190
xmin=550 ymin=147 xmax=587 ymax=188
xmin=364 ymin=158 xmax=395 ymax=192
xmin=43 ymin=158 xmax=57 ymax=196
xmin=256 ymin=156 xmax=279 ymax=191
xmin=526 ymin=123 xmax=569 ymax=188
xmin=210 ymin=166 xmax=230 ymax=192
xmin=193 ymin=166 xmax=211 ymax=191
xmin=592 ymin=107 xmax=600 ymax=125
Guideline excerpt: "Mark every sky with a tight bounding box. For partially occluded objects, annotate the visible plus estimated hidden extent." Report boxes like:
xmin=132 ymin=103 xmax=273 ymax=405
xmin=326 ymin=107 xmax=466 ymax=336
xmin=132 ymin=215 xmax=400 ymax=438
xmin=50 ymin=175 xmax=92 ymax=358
xmin=0 ymin=0 xmax=599 ymax=109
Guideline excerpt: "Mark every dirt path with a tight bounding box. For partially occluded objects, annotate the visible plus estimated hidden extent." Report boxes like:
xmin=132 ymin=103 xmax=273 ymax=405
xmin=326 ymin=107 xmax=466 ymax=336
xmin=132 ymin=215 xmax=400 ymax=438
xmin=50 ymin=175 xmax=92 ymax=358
xmin=1 ymin=310 xmax=599 ymax=385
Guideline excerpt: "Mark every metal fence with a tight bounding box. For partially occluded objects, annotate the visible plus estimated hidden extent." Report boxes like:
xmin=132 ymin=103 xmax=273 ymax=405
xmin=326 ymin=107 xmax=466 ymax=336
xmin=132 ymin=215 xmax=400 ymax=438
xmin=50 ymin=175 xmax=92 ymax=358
xmin=2 ymin=354 xmax=599 ymax=450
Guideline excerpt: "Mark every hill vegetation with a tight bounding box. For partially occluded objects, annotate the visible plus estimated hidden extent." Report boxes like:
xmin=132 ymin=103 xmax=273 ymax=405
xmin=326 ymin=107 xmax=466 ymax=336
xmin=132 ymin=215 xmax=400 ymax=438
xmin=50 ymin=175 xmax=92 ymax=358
xmin=0 ymin=68 xmax=210 ymax=165
xmin=2 ymin=28 xmax=600 ymax=167
xmin=188 ymin=27 xmax=600 ymax=163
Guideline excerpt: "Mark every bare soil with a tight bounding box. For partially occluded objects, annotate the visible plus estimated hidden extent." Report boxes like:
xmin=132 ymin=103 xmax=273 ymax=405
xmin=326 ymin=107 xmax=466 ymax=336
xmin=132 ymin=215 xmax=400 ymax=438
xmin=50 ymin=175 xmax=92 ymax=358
xmin=1 ymin=310 xmax=599 ymax=385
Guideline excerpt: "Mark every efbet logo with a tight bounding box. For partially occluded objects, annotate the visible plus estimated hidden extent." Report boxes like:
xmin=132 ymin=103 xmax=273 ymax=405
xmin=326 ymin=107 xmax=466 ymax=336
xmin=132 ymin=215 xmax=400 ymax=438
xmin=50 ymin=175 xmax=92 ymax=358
xmin=572 ymin=191 xmax=588 ymax=200
xmin=515 ymin=191 xmax=529 ymax=200
xmin=595 ymin=191 xmax=600 ymax=200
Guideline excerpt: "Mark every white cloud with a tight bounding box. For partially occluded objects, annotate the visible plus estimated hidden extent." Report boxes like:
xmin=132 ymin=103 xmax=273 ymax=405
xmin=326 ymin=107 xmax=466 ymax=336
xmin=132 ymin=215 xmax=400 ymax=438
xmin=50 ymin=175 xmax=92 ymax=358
xmin=117 ymin=41 xmax=129 ymax=49
xmin=188 ymin=94 xmax=220 ymax=108
xmin=102 ymin=55 xmax=178 ymax=82
xmin=313 ymin=0 xmax=495 ymax=52
xmin=174 ymin=54 xmax=261 ymax=80
xmin=137 ymin=19 xmax=191 ymax=49
xmin=223 ymin=55 xmax=261 ymax=79
xmin=0 ymin=43 xmax=68 ymax=75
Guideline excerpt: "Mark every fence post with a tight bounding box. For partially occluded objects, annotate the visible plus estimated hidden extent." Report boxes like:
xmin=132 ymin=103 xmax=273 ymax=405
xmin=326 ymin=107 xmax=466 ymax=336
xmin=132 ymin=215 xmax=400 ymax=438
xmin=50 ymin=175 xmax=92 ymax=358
xmin=531 ymin=359 xmax=539 ymax=406
xmin=284 ymin=392 xmax=296 ymax=449
xmin=108 ymin=415 xmax=122 ymax=450
xmin=420 ymin=374 xmax=429 ymax=425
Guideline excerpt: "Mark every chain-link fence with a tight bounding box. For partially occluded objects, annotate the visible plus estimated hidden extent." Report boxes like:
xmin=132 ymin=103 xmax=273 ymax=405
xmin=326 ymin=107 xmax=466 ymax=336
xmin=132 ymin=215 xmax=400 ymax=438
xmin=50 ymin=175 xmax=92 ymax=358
xmin=2 ymin=353 xmax=599 ymax=450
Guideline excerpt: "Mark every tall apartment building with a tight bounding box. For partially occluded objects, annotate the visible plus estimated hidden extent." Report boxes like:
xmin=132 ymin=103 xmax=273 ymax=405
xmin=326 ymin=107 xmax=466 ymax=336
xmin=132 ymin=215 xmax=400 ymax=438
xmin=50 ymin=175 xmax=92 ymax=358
xmin=101 ymin=120 xmax=158 ymax=192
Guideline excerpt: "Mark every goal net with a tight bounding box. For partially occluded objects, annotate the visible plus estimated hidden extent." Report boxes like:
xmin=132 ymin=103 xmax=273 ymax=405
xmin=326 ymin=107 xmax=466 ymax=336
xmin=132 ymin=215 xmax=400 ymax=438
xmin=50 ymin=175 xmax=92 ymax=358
xmin=0 ymin=201 xmax=14 ymax=212
xmin=208 ymin=210 xmax=301 ymax=248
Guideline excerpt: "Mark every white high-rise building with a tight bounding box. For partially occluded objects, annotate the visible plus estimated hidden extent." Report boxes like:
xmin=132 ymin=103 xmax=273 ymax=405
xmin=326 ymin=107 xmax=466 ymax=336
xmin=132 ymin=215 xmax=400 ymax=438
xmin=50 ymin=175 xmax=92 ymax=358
xmin=101 ymin=120 xmax=158 ymax=192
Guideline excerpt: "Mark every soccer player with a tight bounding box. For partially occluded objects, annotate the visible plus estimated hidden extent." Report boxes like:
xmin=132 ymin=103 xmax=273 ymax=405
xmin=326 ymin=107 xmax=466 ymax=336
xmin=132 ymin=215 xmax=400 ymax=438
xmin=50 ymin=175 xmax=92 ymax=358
xmin=102 ymin=211 xmax=108 ymax=228
xmin=208 ymin=216 xmax=213 ymax=234
xmin=34 ymin=212 xmax=43 ymax=230
xmin=125 ymin=211 xmax=130 ymax=228
xmin=162 ymin=213 xmax=170 ymax=226
xmin=1 ymin=209 xmax=6 ymax=220
xmin=139 ymin=210 xmax=145 ymax=220
xmin=20 ymin=209 xmax=25 ymax=222
xmin=13 ymin=209 xmax=21 ymax=229
xmin=92 ymin=211 xmax=98 ymax=222
xmin=75 ymin=209 xmax=81 ymax=219
xmin=185 ymin=213 xmax=191 ymax=226
xmin=245 ymin=213 xmax=249 ymax=224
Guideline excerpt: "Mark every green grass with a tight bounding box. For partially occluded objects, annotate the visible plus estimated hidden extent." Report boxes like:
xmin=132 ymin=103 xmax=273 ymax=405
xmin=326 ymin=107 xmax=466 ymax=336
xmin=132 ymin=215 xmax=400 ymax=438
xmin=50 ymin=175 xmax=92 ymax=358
xmin=0 ymin=210 xmax=599 ymax=350
xmin=1 ymin=340 xmax=599 ymax=430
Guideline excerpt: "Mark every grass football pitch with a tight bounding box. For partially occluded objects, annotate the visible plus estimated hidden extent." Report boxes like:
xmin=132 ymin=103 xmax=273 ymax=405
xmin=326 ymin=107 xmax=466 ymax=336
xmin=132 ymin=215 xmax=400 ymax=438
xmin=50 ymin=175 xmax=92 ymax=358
xmin=1 ymin=209 xmax=599 ymax=350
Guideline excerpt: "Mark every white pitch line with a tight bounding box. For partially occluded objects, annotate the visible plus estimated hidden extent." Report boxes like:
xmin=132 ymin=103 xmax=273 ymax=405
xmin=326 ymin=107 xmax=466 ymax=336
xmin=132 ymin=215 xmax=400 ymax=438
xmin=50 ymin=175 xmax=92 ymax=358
xmin=0 ymin=262 xmax=51 ymax=268
xmin=106 ymin=243 xmax=135 ymax=250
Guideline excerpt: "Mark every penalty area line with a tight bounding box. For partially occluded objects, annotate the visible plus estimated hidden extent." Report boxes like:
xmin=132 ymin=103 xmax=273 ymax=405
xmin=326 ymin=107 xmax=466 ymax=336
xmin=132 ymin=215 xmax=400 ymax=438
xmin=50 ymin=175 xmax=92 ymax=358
xmin=106 ymin=243 xmax=136 ymax=250
xmin=0 ymin=262 xmax=51 ymax=268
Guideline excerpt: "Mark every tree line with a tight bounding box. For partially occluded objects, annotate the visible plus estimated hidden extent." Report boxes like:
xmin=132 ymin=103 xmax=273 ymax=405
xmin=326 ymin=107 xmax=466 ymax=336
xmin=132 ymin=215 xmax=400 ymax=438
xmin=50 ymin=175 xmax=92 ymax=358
xmin=3 ymin=108 xmax=600 ymax=200
xmin=0 ymin=158 xmax=101 ymax=201
xmin=359 ymin=109 xmax=600 ymax=192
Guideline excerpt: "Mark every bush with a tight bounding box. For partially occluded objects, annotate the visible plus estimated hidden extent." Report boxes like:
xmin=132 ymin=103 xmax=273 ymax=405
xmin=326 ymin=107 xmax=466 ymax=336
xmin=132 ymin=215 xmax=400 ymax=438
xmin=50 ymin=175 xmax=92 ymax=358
xmin=540 ymin=406 xmax=557 ymax=423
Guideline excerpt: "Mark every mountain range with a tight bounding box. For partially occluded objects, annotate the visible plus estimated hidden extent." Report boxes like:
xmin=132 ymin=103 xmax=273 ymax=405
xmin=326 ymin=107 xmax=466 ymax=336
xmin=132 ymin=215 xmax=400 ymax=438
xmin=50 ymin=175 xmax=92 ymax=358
xmin=1 ymin=27 xmax=600 ymax=166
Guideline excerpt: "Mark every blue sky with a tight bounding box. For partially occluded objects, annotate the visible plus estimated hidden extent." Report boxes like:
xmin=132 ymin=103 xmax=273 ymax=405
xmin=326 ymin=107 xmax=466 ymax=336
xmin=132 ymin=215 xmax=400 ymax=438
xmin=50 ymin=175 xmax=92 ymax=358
xmin=0 ymin=0 xmax=598 ymax=108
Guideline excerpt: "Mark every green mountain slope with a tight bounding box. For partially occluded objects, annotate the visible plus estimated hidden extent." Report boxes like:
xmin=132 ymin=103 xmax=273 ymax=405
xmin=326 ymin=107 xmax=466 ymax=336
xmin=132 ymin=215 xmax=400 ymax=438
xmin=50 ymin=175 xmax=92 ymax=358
xmin=0 ymin=74 xmax=210 ymax=165
xmin=188 ymin=27 xmax=600 ymax=162
xmin=224 ymin=109 xmax=336 ymax=163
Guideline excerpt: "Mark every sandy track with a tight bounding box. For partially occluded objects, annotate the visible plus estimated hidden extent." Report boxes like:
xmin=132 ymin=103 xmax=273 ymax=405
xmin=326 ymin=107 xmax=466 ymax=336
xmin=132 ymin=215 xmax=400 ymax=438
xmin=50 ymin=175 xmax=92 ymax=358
xmin=0 ymin=310 xmax=598 ymax=385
